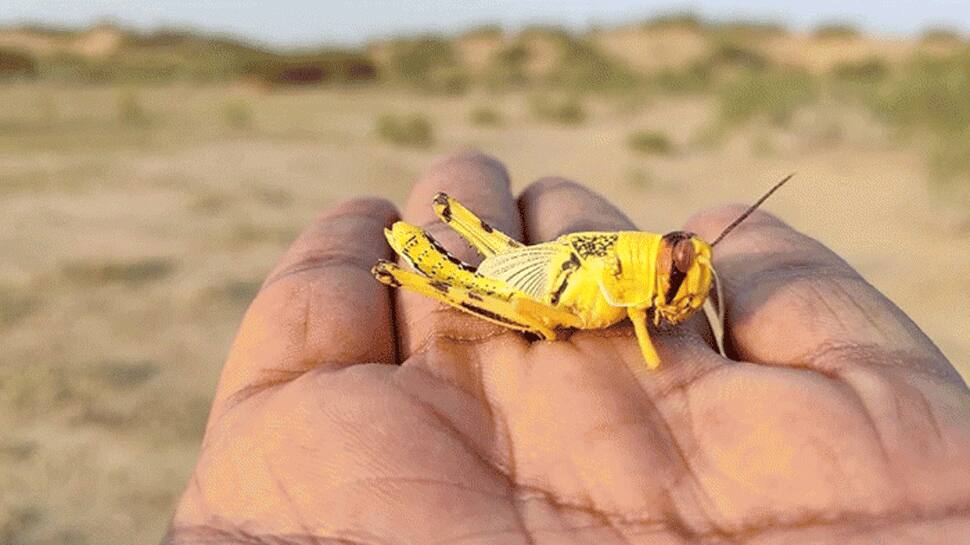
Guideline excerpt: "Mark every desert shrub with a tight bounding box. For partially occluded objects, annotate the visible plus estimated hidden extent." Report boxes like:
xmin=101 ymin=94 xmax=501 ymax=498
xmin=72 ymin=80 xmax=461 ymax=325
xmin=627 ymin=130 xmax=673 ymax=154
xmin=831 ymin=57 xmax=890 ymax=82
xmin=387 ymin=36 xmax=468 ymax=94
xmin=483 ymin=43 xmax=531 ymax=89
xmin=706 ymin=41 xmax=772 ymax=71
xmin=545 ymin=34 xmax=636 ymax=92
xmin=0 ymin=49 xmax=37 ymax=80
xmin=530 ymin=96 xmax=586 ymax=125
xmin=649 ymin=63 xmax=715 ymax=94
xmin=221 ymin=100 xmax=253 ymax=130
xmin=469 ymin=106 xmax=503 ymax=126
xmin=243 ymin=51 xmax=378 ymax=86
xmin=375 ymin=113 xmax=434 ymax=147
xmin=920 ymin=27 xmax=963 ymax=44
xmin=813 ymin=22 xmax=861 ymax=40
xmin=118 ymin=90 xmax=150 ymax=126
xmin=872 ymin=51 xmax=970 ymax=134
xmin=61 ymin=257 xmax=175 ymax=286
xmin=0 ymin=286 xmax=39 ymax=326
xmin=717 ymin=70 xmax=817 ymax=127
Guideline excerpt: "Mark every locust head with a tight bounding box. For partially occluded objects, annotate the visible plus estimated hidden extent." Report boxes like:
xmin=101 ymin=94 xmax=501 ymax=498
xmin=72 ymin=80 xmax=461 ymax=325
xmin=653 ymin=231 xmax=714 ymax=325
xmin=651 ymin=173 xmax=794 ymax=327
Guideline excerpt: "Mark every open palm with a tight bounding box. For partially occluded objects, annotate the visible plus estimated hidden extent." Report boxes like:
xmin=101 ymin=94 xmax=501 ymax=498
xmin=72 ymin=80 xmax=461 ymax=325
xmin=166 ymin=152 xmax=970 ymax=545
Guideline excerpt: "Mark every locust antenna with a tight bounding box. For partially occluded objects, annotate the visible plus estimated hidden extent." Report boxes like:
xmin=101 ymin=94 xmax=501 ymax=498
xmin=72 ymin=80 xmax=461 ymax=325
xmin=711 ymin=173 xmax=795 ymax=247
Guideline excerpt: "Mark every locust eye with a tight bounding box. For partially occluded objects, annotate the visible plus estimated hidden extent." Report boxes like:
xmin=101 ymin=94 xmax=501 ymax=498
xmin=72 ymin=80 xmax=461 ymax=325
xmin=672 ymin=238 xmax=695 ymax=273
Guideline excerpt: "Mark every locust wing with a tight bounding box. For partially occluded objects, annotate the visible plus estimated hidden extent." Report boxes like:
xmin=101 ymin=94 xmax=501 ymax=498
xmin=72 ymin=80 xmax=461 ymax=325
xmin=477 ymin=242 xmax=572 ymax=300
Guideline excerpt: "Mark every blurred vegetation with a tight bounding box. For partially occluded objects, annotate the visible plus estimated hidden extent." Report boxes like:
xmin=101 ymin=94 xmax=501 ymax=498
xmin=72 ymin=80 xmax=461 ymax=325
xmin=375 ymin=113 xmax=435 ymax=147
xmin=544 ymin=31 xmax=636 ymax=91
xmin=0 ymin=285 xmax=39 ymax=326
xmin=0 ymin=48 xmax=37 ymax=80
xmin=387 ymin=36 xmax=468 ymax=94
xmin=2 ymin=20 xmax=970 ymax=208
xmin=461 ymin=24 xmax=504 ymax=40
xmin=717 ymin=69 xmax=817 ymax=127
xmin=813 ymin=22 xmax=862 ymax=39
xmin=60 ymin=257 xmax=175 ymax=286
xmin=530 ymin=95 xmax=586 ymax=125
xmin=627 ymin=130 xmax=673 ymax=154
xmin=243 ymin=51 xmax=378 ymax=86
xmin=831 ymin=57 xmax=890 ymax=83
xmin=483 ymin=42 xmax=531 ymax=89
xmin=920 ymin=27 xmax=963 ymax=44
xmin=872 ymin=51 xmax=970 ymax=134
xmin=469 ymin=105 xmax=504 ymax=126
xmin=640 ymin=12 xmax=705 ymax=32
xmin=869 ymin=50 xmax=970 ymax=203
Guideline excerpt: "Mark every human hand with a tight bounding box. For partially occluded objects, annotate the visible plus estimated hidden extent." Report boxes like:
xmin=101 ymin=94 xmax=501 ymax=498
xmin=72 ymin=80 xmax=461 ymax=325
xmin=165 ymin=152 xmax=970 ymax=545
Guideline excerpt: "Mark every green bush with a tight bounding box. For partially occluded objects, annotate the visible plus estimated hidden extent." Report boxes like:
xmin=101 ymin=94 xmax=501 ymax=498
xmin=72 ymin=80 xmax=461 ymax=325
xmin=717 ymin=70 xmax=817 ymax=127
xmin=872 ymin=52 xmax=970 ymax=135
xmin=627 ymin=130 xmax=673 ymax=154
xmin=813 ymin=22 xmax=861 ymax=40
xmin=376 ymin=113 xmax=435 ymax=147
xmin=530 ymin=96 xmax=586 ymax=125
xmin=483 ymin=43 xmax=531 ymax=89
xmin=648 ymin=63 xmax=715 ymax=94
xmin=706 ymin=42 xmax=772 ymax=71
xmin=716 ymin=21 xmax=787 ymax=39
xmin=545 ymin=34 xmax=636 ymax=92
xmin=920 ymin=27 xmax=963 ymax=43
xmin=61 ymin=257 xmax=175 ymax=286
xmin=831 ymin=57 xmax=890 ymax=82
xmin=469 ymin=106 xmax=503 ymax=126
xmin=387 ymin=36 xmax=468 ymax=94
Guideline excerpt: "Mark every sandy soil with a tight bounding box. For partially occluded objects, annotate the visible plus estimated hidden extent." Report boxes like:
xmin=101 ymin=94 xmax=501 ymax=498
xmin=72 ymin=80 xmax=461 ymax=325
xmin=0 ymin=83 xmax=967 ymax=544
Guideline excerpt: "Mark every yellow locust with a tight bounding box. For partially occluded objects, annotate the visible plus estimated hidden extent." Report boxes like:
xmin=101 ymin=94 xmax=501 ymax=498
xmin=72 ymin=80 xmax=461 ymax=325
xmin=372 ymin=176 xmax=792 ymax=369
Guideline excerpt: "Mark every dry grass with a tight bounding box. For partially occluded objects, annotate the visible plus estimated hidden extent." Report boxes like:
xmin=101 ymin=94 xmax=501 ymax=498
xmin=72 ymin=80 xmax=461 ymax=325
xmin=530 ymin=94 xmax=586 ymax=124
xmin=375 ymin=112 xmax=435 ymax=147
xmin=627 ymin=130 xmax=674 ymax=154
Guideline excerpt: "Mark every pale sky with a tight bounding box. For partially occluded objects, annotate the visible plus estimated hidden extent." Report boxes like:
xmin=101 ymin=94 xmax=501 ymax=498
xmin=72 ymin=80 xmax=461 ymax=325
xmin=3 ymin=0 xmax=969 ymax=47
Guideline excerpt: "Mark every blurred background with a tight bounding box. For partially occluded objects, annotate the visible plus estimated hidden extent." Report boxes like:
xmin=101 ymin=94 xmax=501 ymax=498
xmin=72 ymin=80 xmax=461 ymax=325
xmin=2 ymin=1 xmax=970 ymax=542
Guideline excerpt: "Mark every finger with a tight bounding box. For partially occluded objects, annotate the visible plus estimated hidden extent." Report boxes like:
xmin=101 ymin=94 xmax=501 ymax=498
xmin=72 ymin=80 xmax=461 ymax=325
xmin=518 ymin=178 xmax=725 ymax=381
xmin=685 ymin=205 xmax=962 ymax=383
xmin=212 ymin=198 xmax=399 ymax=414
xmin=396 ymin=150 xmax=524 ymax=358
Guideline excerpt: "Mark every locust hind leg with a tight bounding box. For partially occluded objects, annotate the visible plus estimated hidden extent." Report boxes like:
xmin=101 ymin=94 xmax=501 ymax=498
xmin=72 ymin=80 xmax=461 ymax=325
xmin=383 ymin=221 xmax=584 ymax=330
xmin=384 ymin=220 xmax=480 ymax=282
xmin=372 ymin=260 xmax=556 ymax=340
xmin=432 ymin=192 xmax=523 ymax=257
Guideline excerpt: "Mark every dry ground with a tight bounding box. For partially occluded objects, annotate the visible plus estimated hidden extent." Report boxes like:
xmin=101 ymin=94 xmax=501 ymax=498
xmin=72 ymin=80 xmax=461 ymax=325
xmin=0 ymin=83 xmax=968 ymax=544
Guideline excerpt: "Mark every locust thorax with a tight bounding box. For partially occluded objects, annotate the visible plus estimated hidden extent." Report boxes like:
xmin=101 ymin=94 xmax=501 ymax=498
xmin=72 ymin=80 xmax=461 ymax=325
xmin=654 ymin=231 xmax=713 ymax=324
